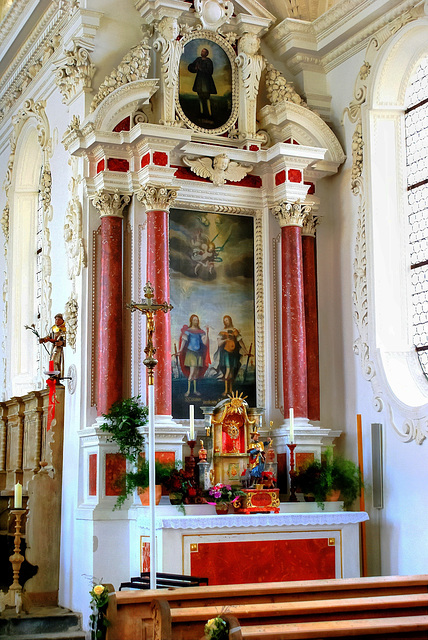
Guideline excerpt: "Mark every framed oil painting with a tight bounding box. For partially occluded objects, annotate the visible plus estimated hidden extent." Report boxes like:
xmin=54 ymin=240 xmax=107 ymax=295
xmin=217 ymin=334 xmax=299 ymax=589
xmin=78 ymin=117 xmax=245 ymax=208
xmin=176 ymin=30 xmax=238 ymax=134
xmin=170 ymin=208 xmax=256 ymax=420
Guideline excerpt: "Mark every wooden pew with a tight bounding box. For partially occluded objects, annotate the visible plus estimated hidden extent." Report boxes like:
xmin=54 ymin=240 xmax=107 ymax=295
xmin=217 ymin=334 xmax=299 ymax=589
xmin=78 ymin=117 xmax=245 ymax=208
xmin=151 ymin=594 xmax=428 ymax=639
xmin=106 ymin=574 xmax=428 ymax=640
xmin=225 ymin=613 xmax=428 ymax=639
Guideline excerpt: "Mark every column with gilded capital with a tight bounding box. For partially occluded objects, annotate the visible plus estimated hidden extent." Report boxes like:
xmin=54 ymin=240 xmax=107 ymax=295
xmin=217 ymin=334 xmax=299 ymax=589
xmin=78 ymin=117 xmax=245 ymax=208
xmin=273 ymin=202 xmax=311 ymax=419
xmin=137 ymin=185 xmax=179 ymax=416
xmin=92 ymin=190 xmax=130 ymax=415
xmin=302 ymin=212 xmax=320 ymax=421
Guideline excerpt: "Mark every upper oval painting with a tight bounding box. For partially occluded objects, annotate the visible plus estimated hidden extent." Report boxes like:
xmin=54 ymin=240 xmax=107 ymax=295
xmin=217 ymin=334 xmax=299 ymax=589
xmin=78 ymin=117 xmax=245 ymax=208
xmin=177 ymin=33 xmax=237 ymax=134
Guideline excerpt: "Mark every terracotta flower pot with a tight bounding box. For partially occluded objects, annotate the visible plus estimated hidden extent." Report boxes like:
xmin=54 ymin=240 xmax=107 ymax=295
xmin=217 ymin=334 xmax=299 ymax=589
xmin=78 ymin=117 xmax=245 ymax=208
xmin=138 ymin=485 xmax=162 ymax=505
xmin=326 ymin=488 xmax=341 ymax=502
xmin=215 ymin=503 xmax=229 ymax=515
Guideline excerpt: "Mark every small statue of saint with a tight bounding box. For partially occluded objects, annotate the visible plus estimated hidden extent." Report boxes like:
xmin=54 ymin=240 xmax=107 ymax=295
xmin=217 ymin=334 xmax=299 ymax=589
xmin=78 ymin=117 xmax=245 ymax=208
xmin=247 ymin=431 xmax=271 ymax=486
xmin=39 ymin=313 xmax=67 ymax=378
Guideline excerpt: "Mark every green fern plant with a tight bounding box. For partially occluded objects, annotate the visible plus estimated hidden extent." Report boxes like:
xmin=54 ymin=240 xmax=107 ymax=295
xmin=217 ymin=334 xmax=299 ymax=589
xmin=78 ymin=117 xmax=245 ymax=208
xmin=99 ymin=396 xmax=148 ymax=464
xmin=296 ymin=448 xmax=363 ymax=509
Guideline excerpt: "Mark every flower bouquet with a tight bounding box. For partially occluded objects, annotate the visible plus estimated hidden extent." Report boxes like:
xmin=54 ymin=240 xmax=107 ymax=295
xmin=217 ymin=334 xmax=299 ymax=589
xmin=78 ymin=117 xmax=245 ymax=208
xmin=205 ymin=483 xmax=244 ymax=514
xmin=89 ymin=584 xmax=110 ymax=640
xmin=204 ymin=616 xmax=229 ymax=640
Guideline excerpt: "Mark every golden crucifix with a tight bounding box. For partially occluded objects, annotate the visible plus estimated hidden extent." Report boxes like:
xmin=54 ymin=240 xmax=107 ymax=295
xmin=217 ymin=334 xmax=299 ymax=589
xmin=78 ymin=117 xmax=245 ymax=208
xmin=127 ymin=282 xmax=173 ymax=384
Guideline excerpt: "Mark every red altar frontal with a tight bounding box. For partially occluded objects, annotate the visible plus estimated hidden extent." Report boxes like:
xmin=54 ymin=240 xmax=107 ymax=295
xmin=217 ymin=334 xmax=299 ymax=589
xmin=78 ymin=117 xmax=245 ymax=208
xmin=135 ymin=505 xmax=368 ymax=586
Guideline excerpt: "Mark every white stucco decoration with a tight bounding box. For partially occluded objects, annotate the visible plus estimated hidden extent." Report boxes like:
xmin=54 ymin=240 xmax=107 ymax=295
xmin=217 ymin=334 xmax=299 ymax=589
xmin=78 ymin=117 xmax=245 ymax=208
xmin=195 ymin=0 xmax=234 ymax=30
xmin=183 ymin=153 xmax=253 ymax=186
xmin=91 ymin=79 xmax=159 ymax=132
xmin=258 ymin=100 xmax=345 ymax=169
xmin=345 ymin=7 xmax=428 ymax=443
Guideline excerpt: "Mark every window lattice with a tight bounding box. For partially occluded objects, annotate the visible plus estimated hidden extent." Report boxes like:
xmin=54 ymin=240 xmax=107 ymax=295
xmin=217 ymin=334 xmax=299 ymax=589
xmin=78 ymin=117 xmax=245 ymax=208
xmin=405 ymin=55 xmax=428 ymax=378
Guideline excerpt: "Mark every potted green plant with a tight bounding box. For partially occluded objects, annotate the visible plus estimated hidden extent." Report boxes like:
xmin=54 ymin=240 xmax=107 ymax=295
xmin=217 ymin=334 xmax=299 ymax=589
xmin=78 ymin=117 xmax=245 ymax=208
xmin=115 ymin=458 xmax=176 ymax=509
xmin=296 ymin=449 xmax=363 ymax=509
xmin=99 ymin=396 xmax=148 ymax=464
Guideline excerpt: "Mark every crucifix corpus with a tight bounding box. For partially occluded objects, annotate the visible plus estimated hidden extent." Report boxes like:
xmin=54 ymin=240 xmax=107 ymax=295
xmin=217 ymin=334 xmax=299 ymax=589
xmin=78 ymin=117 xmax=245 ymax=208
xmin=127 ymin=281 xmax=173 ymax=589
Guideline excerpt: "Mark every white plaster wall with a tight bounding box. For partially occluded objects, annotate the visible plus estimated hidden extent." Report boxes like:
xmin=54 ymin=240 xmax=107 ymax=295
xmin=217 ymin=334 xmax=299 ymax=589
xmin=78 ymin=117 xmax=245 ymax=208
xmin=321 ymin=41 xmax=428 ymax=577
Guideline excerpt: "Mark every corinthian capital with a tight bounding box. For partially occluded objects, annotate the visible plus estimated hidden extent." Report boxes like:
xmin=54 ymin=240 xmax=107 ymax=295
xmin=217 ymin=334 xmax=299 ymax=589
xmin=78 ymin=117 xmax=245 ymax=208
xmin=272 ymin=202 xmax=312 ymax=228
xmin=92 ymin=190 xmax=131 ymax=218
xmin=302 ymin=211 xmax=319 ymax=237
xmin=136 ymin=184 xmax=179 ymax=212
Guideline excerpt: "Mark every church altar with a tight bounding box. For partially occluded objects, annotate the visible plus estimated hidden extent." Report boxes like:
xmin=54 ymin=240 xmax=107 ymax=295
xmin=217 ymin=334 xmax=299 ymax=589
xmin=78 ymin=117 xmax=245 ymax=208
xmin=134 ymin=503 xmax=368 ymax=585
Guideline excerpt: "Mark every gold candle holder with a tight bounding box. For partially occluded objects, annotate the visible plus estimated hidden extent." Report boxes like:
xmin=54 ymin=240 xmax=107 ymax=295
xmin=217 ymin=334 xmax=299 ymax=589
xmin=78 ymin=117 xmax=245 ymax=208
xmin=4 ymin=509 xmax=31 ymax=614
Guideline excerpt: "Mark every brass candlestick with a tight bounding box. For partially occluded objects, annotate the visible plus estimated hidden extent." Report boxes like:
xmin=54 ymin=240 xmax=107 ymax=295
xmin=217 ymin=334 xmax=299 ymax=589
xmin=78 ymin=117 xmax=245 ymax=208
xmin=4 ymin=509 xmax=31 ymax=614
xmin=287 ymin=443 xmax=298 ymax=502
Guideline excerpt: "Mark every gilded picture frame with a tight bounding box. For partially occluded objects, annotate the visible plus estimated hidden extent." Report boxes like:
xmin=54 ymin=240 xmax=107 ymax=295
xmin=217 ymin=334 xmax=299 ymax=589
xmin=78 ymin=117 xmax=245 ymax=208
xmin=176 ymin=30 xmax=238 ymax=135
xmin=169 ymin=208 xmax=257 ymax=419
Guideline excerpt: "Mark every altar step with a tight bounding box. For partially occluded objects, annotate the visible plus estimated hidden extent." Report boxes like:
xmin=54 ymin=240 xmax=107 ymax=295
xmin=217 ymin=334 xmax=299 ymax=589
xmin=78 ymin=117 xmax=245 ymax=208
xmin=0 ymin=606 xmax=86 ymax=639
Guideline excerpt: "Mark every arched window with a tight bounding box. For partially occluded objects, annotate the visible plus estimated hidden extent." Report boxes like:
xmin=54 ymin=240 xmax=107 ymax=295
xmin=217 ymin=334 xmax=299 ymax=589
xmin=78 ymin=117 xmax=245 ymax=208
xmin=8 ymin=123 xmax=43 ymax=395
xmin=365 ymin=21 xmax=428 ymax=417
xmin=404 ymin=55 xmax=428 ymax=379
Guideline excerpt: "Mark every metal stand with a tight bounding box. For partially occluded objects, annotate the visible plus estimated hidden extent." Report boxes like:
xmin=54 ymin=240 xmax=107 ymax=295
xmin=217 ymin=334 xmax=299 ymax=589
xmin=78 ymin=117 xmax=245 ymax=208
xmin=128 ymin=282 xmax=173 ymax=590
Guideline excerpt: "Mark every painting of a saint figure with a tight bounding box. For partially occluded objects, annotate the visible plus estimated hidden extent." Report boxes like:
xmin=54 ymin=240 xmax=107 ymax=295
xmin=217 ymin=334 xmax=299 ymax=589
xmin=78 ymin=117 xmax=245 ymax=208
xmin=170 ymin=209 xmax=256 ymax=419
xmin=178 ymin=37 xmax=233 ymax=131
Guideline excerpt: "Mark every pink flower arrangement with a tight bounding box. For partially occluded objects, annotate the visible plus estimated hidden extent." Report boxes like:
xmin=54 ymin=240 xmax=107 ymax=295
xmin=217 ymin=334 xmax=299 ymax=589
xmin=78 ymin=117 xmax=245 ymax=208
xmin=206 ymin=483 xmax=244 ymax=505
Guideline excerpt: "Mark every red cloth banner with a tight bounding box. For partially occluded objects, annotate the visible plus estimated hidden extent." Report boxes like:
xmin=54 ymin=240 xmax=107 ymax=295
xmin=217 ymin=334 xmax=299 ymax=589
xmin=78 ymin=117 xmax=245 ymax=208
xmin=46 ymin=377 xmax=57 ymax=431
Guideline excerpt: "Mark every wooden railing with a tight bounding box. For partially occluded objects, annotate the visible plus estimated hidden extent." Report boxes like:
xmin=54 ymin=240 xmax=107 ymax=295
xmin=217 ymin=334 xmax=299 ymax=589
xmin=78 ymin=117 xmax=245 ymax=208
xmin=0 ymin=385 xmax=64 ymax=605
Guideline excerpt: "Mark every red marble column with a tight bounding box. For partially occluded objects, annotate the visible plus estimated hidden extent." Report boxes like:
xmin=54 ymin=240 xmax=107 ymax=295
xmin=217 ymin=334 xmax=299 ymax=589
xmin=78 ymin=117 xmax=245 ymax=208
xmin=137 ymin=186 xmax=178 ymax=415
xmin=302 ymin=213 xmax=320 ymax=421
xmin=92 ymin=191 xmax=130 ymax=416
xmin=274 ymin=202 xmax=311 ymax=418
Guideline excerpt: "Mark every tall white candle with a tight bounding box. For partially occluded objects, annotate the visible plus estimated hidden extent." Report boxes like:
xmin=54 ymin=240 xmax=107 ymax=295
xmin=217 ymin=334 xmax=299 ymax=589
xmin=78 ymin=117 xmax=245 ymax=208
xmin=189 ymin=405 xmax=195 ymax=440
xmin=14 ymin=482 xmax=22 ymax=509
xmin=289 ymin=408 xmax=294 ymax=443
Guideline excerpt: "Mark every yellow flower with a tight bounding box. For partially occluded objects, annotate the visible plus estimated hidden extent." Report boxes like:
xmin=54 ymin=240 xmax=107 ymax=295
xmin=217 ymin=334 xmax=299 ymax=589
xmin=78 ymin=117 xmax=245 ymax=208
xmin=206 ymin=618 xmax=217 ymax=629
xmin=93 ymin=585 xmax=105 ymax=596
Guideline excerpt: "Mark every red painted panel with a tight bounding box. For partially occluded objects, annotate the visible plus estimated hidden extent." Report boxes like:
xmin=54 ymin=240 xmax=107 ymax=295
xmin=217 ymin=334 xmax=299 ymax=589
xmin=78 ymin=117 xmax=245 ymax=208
xmin=141 ymin=153 xmax=150 ymax=168
xmin=275 ymin=170 xmax=286 ymax=186
xmin=288 ymin=169 xmax=302 ymax=183
xmin=141 ymin=542 xmax=150 ymax=572
xmin=153 ymin=151 xmax=168 ymax=166
xmin=296 ymin=451 xmax=314 ymax=471
xmin=230 ymin=174 xmax=262 ymax=188
xmin=96 ymin=159 xmax=105 ymax=173
xmin=113 ymin=116 xmax=131 ymax=132
xmin=107 ymin=158 xmax=129 ymax=172
xmin=105 ymin=453 xmax=126 ymax=496
xmin=174 ymin=166 xmax=210 ymax=182
xmin=155 ymin=451 xmax=175 ymax=465
xmin=304 ymin=181 xmax=315 ymax=194
xmin=249 ymin=144 xmax=259 ymax=151
xmin=191 ymin=538 xmax=335 ymax=585
xmin=89 ymin=453 xmax=97 ymax=496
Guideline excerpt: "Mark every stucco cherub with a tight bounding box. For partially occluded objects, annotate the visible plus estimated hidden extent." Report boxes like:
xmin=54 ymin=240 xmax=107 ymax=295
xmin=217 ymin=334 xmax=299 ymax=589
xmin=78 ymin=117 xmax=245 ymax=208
xmin=183 ymin=153 xmax=253 ymax=187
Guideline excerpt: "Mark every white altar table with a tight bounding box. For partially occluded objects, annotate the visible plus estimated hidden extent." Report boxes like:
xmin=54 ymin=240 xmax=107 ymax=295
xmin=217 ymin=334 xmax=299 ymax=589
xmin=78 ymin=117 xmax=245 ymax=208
xmin=134 ymin=504 xmax=368 ymax=585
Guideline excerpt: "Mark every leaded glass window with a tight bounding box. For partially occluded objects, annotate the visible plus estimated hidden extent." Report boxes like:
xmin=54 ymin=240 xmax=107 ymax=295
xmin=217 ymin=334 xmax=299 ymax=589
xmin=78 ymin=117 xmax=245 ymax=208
xmin=405 ymin=55 xmax=428 ymax=378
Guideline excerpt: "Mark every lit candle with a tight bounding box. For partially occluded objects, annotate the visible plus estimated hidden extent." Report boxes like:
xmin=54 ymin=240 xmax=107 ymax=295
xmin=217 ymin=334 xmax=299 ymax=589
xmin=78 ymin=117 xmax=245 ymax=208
xmin=14 ymin=482 xmax=22 ymax=509
xmin=49 ymin=360 xmax=55 ymax=372
xmin=289 ymin=408 xmax=294 ymax=443
xmin=189 ymin=405 xmax=195 ymax=440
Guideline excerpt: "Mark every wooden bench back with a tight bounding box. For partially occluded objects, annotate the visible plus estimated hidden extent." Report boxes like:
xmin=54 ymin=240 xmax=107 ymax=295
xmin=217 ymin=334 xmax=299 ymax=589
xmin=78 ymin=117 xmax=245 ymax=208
xmin=106 ymin=574 xmax=428 ymax=640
